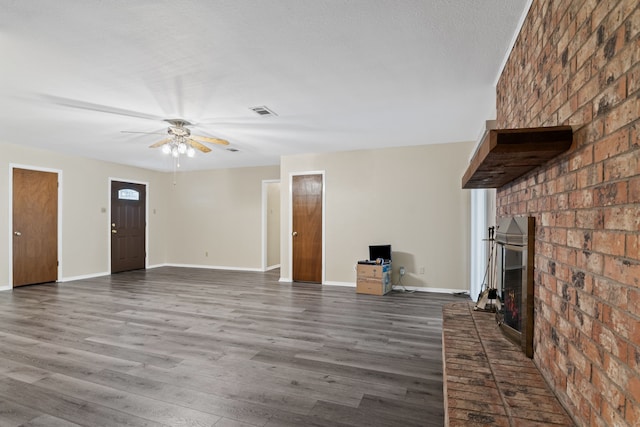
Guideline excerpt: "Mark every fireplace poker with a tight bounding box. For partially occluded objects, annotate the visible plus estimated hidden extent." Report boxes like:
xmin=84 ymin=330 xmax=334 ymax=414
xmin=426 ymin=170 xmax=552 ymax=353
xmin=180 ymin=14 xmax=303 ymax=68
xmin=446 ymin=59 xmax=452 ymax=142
xmin=475 ymin=226 xmax=502 ymax=312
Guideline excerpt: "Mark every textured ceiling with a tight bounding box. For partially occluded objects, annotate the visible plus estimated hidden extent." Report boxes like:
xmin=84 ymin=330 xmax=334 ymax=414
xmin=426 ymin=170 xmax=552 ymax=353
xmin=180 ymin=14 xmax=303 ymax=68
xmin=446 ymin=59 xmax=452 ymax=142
xmin=1 ymin=0 xmax=530 ymax=171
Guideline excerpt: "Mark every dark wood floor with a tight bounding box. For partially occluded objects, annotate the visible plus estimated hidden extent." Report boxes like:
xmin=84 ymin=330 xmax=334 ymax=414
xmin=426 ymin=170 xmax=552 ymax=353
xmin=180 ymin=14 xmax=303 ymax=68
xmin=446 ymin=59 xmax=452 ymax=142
xmin=0 ymin=267 xmax=461 ymax=427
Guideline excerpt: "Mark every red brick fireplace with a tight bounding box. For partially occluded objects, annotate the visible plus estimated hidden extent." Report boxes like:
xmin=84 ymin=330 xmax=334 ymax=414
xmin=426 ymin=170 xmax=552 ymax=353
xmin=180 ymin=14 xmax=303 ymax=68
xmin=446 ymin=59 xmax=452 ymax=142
xmin=493 ymin=0 xmax=640 ymax=426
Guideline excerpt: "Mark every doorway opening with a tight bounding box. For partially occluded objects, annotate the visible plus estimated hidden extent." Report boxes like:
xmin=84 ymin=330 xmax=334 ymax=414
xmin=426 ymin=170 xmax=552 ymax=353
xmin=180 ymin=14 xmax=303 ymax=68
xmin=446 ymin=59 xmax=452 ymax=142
xmin=262 ymin=180 xmax=281 ymax=271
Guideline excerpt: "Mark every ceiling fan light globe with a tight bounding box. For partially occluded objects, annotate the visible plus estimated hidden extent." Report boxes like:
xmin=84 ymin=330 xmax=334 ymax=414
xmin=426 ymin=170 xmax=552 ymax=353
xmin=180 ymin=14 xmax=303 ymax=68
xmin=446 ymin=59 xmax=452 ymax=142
xmin=162 ymin=144 xmax=171 ymax=154
xmin=187 ymin=147 xmax=196 ymax=157
xmin=178 ymin=142 xmax=187 ymax=154
xmin=171 ymin=147 xmax=179 ymax=157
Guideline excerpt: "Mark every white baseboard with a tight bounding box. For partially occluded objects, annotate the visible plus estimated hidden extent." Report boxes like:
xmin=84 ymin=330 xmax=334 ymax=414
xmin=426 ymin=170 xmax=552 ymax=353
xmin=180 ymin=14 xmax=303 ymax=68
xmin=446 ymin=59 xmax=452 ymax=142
xmin=146 ymin=263 xmax=167 ymax=269
xmin=60 ymin=271 xmax=110 ymax=282
xmin=274 ymin=279 xmax=462 ymax=294
xmin=164 ymin=263 xmax=263 ymax=272
xmin=0 ymin=285 xmax=11 ymax=292
xmin=392 ymin=285 xmax=465 ymax=294
xmin=265 ymin=264 xmax=281 ymax=271
xmin=323 ymin=281 xmax=355 ymax=287
xmin=275 ymin=279 xmax=354 ymax=287
xmin=321 ymin=280 xmax=463 ymax=294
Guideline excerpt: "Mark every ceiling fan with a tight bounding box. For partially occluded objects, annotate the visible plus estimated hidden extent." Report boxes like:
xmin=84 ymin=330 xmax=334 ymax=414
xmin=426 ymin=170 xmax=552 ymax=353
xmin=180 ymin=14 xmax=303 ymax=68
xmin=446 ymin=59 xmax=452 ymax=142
xmin=38 ymin=95 xmax=231 ymax=158
xmin=140 ymin=119 xmax=229 ymax=158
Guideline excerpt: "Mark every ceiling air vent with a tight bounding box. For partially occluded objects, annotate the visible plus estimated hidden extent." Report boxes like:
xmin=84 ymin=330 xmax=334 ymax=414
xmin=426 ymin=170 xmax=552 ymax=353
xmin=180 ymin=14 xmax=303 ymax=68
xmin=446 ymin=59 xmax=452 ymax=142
xmin=226 ymin=148 xmax=239 ymax=152
xmin=249 ymin=106 xmax=277 ymax=116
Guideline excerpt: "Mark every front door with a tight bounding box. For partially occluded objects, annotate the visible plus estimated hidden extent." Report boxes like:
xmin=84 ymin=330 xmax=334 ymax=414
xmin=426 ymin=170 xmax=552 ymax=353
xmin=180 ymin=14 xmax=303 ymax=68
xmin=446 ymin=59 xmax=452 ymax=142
xmin=12 ymin=168 xmax=58 ymax=287
xmin=111 ymin=181 xmax=146 ymax=273
xmin=292 ymin=174 xmax=323 ymax=283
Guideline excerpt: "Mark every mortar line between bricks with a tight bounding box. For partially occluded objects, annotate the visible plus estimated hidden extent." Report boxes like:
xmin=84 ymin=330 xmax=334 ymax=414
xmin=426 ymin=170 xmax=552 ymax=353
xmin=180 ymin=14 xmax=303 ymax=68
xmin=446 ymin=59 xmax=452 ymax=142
xmin=467 ymin=303 xmax=515 ymax=427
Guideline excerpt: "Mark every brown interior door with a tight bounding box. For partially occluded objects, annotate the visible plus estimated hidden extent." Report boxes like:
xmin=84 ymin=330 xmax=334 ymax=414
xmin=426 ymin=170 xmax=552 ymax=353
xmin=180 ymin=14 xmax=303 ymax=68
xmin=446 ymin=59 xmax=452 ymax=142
xmin=12 ymin=168 xmax=58 ymax=287
xmin=292 ymin=174 xmax=323 ymax=283
xmin=111 ymin=181 xmax=146 ymax=273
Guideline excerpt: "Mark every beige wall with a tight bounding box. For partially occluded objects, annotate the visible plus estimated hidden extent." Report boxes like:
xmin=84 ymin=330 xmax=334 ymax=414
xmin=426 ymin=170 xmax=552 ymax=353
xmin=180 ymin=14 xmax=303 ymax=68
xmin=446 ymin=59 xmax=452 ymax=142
xmin=1 ymin=141 xmax=278 ymax=289
xmin=280 ymin=141 xmax=474 ymax=291
xmin=164 ymin=166 xmax=280 ymax=270
xmin=0 ymin=141 xmax=170 ymax=288
xmin=2 ymin=138 xmax=472 ymax=291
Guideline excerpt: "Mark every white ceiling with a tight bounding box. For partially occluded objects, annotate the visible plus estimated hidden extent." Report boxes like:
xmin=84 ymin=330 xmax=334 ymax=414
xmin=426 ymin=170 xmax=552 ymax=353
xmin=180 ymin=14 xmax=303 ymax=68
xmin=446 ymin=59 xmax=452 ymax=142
xmin=1 ymin=0 xmax=529 ymax=172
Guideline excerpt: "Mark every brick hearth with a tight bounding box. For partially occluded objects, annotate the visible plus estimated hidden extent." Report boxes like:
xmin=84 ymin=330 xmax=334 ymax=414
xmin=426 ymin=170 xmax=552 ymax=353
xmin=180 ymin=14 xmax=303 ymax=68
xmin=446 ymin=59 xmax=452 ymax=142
xmin=442 ymin=302 xmax=574 ymax=426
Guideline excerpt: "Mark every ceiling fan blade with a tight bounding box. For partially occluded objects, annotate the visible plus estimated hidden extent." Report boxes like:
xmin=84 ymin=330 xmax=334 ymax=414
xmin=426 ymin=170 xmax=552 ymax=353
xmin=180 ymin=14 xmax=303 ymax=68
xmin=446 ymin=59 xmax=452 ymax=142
xmin=149 ymin=138 xmax=171 ymax=148
xmin=122 ymin=130 xmax=166 ymax=135
xmin=191 ymin=134 xmax=230 ymax=146
xmin=186 ymin=139 xmax=212 ymax=153
xmin=40 ymin=94 xmax=165 ymax=121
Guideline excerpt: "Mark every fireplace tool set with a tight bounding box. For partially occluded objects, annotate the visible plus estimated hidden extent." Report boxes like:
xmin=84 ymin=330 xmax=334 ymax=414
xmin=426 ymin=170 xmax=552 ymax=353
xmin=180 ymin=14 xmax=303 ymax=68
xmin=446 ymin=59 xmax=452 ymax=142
xmin=475 ymin=226 xmax=502 ymax=312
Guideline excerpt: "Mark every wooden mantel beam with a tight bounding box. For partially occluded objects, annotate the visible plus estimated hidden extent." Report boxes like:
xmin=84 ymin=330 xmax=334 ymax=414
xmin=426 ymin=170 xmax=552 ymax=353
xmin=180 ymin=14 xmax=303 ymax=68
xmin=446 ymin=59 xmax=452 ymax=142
xmin=462 ymin=125 xmax=574 ymax=189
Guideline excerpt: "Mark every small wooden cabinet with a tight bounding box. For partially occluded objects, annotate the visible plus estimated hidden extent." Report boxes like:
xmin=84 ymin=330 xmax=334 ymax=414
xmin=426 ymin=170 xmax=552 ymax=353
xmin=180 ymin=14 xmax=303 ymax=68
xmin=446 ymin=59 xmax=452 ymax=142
xmin=356 ymin=263 xmax=392 ymax=295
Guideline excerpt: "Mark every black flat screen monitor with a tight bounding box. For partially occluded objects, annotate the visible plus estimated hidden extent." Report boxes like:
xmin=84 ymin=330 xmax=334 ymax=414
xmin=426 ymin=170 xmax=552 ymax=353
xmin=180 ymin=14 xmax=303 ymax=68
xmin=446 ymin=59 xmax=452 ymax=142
xmin=369 ymin=245 xmax=391 ymax=262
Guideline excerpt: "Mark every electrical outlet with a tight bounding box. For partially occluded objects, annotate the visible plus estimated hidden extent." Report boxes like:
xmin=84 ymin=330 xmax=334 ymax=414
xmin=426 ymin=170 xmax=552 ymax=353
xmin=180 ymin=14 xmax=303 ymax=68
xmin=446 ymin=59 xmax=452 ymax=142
xmin=399 ymin=266 xmax=406 ymax=276
xmin=205 ymin=251 xmax=208 ymax=257
xmin=419 ymin=267 xmax=425 ymax=275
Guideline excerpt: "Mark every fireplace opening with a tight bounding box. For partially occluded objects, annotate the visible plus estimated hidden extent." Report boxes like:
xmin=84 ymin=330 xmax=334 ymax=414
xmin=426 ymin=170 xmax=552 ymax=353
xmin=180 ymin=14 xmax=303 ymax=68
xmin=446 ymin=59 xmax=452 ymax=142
xmin=495 ymin=216 xmax=535 ymax=358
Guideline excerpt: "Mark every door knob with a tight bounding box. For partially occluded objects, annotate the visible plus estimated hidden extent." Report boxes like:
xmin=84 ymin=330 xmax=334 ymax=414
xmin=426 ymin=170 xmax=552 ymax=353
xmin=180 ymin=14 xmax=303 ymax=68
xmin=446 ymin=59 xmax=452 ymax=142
xmin=292 ymin=231 xmax=298 ymax=236
xmin=111 ymin=230 xmax=117 ymax=234
xmin=112 ymin=223 xmax=116 ymax=227
xmin=14 ymin=231 xmax=21 ymax=236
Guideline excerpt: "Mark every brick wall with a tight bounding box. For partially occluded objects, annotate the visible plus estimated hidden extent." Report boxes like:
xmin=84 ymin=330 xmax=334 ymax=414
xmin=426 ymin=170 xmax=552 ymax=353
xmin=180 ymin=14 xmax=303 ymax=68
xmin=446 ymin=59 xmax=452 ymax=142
xmin=495 ymin=1 xmax=639 ymax=426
